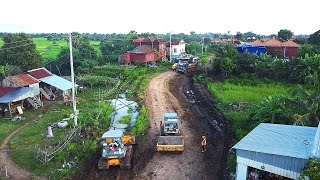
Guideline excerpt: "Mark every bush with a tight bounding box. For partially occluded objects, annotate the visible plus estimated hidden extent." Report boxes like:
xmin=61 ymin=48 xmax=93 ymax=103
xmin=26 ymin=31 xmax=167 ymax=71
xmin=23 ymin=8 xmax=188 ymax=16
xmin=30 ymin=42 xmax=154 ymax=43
xmin=132 ymin=106 xmax=148 ymax=135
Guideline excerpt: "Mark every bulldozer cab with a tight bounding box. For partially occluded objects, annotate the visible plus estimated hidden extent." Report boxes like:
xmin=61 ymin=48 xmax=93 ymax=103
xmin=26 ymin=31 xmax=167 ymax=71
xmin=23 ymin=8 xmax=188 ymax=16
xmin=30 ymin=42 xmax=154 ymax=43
xmin=101 ymin=130 xmax=126 ymax=159
xmin=163 ymin=113 xmax=179 ymax=135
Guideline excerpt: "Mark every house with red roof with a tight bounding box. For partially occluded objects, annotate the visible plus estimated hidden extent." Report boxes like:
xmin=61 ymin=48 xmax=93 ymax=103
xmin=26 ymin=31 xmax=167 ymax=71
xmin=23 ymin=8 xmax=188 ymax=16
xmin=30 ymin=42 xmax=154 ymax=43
xmin=250 ymin=39 xmax=300 ymax=59
xmin=133 ymin=37 xmax=167 ymax=58
xmin=119 ymin=45 xmax=158 ymax=64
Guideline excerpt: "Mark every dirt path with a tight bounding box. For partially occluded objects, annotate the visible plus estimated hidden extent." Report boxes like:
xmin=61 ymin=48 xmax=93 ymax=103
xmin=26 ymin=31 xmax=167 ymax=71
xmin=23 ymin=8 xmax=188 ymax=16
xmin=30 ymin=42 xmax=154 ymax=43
xmin=135 ymin=71 xmax=233 ymax=180
xmin=74 ymin=70 xmax=233 ymax=180
xmin=0 ymin=115 xmax=48 ymax=180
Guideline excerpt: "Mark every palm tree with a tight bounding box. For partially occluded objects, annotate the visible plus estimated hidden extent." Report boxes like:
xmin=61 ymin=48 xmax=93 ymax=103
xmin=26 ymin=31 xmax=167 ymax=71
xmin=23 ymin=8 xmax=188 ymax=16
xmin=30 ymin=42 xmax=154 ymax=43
xmin=286 ymin=73 xmax=320 ymax=126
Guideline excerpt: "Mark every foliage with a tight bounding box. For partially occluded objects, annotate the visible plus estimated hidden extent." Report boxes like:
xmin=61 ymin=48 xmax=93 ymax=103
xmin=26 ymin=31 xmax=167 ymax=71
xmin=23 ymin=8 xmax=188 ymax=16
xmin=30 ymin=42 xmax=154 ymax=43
xmin=132 ymin=106 xmax=148 ymax=135
xmin=220 ymin=57 xmax=235 ymax=77
xmin=277 ymin=29 xmax=293 ymax=41
xmin=1 ymin=33 xmax=43 ymax=71
xmin=308 ymin=30 xmax=320 ymax=46
xmin=284 ymin=73 xmax=320 ymax=126
xmin=119 ymin=115 xmax=131 ymax=125
xmin=185 ymin=43 xmax=202 ymax=54
xmin=299 ymin=160 xmax=320 ymax=180
xmin=251 ymin=96 xmax=294 ymax=124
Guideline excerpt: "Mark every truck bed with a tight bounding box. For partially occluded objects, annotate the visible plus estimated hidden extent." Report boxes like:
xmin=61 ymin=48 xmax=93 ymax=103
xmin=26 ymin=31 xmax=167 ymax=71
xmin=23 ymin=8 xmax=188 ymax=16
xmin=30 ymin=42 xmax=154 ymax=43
xmin=157 ymin=136 xmax=184 ymax=152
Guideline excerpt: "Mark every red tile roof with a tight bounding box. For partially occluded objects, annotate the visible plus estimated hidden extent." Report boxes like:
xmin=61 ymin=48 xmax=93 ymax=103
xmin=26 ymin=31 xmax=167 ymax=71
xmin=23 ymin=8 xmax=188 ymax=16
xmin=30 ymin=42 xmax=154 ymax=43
xmin=27 ymin=67 xmax=52 ymax=79
xmin=0 ymin=85 xmax=15 ymax=98
xmin=133 ymin=38 xmax=144 ymax=43
xmin=250 ymin=40 xmax=265 ymax=46
xmin=281 ymin=41 xmax=300 ymax=47
xmin=133 ymin=37 xmax=167 ymax=43
xmin=6 ymin=74 xmax=39 ymax=87
xmin=264 ymin=39 xmax=283 ymax=47
xmin=172 ymin=41 xmax=180 ymax=45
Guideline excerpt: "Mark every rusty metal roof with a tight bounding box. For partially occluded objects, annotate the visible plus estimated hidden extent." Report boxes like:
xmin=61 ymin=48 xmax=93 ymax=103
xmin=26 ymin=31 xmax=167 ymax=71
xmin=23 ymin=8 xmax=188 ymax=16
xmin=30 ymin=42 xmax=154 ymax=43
xmin=27 ymin=67 xmax=52 ymax=79
xmin=6 ymin=74 xmax=39 ymax=87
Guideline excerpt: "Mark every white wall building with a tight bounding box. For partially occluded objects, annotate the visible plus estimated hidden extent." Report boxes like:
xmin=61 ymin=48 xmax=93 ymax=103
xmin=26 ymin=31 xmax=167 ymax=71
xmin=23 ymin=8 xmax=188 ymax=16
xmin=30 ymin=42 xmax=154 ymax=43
xmin=167 ymin=39 xmax=186 ymax=57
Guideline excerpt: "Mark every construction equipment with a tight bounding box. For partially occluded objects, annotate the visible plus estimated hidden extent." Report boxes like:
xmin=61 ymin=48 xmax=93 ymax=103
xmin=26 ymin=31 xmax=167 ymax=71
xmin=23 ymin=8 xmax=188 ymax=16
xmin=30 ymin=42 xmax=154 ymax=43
xmin=172 ymin=54 xmax=199 ymax=73
xmin=157 ymin=113 xmax=184 ymax=152
xmin=98 ymin=129 xmax=135 ymax=170
xmin=175 ymin=62 xmax=188 ymax=74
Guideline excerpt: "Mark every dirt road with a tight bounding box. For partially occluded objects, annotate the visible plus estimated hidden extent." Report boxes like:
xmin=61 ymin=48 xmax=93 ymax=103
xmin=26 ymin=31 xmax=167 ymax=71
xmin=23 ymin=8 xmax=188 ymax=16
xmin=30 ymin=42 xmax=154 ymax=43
xmin=133 ymin=71 xmax=233 ymax=180
xmin=0 ymin=114 xmax=46 ymax=180
xmin=76 ymin=70 xmax=233 ymax=180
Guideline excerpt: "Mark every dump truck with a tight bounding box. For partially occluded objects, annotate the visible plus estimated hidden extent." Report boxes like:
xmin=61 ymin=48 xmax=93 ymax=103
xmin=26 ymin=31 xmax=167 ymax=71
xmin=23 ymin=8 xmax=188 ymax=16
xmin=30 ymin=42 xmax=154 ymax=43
xmin=98 ymin=129 xmax=135 ymax=170
xmin=175 ymin=62 xmax=188 ymax=74
xmin=156 ymin=113 xmax=184 ymax=152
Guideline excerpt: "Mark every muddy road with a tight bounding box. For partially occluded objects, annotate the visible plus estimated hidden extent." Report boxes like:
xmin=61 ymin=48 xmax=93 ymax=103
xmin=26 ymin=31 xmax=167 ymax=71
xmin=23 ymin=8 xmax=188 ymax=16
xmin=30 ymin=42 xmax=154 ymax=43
xmin=76 ymin=71 xmax=233 ymax=180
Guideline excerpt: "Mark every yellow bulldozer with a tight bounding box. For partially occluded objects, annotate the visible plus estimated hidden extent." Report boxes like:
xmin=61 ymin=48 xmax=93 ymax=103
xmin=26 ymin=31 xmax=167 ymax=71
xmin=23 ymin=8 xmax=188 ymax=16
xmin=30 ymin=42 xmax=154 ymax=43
xmin=98 ymin=129 xmax=135 ymax=170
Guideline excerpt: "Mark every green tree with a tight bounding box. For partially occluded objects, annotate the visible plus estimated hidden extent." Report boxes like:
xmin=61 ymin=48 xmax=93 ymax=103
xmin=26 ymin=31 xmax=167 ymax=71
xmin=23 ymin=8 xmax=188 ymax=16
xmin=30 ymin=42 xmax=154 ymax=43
xmin=278 ymin=29 xmax=293 ymax=41
xmin=1 ymin=33 xmax=43 ymax=71
xmin=252 ymin=96 xmax=293 ymax=124
xmin=299 ymin=160 xmax=320 ymax=180
xmin=220 ymin=57 xmax=236 ymax=77
xmin=286 ymin=73 xmax=320 ymax=126
xmin=308 ymin=30 xmax=320 ymax=46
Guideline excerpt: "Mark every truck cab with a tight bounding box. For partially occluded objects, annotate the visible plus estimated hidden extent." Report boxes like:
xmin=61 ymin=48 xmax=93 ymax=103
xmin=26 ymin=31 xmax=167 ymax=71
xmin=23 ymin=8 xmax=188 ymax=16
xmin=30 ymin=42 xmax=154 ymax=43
xmin=162 ymin=113 xmax=180 ymax=135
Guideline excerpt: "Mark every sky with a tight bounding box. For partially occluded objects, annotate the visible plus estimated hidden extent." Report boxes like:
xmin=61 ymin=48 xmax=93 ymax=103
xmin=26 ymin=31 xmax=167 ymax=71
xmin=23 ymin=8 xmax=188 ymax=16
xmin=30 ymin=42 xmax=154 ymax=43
xmin=0 ymin=0 xmax=319 ymax=35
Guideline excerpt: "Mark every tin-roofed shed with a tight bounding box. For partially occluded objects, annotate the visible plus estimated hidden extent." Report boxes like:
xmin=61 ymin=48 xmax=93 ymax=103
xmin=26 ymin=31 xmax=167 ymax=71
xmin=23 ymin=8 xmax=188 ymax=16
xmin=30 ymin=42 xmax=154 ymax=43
xmin=233 ymin=123 xmax=319 ymax=180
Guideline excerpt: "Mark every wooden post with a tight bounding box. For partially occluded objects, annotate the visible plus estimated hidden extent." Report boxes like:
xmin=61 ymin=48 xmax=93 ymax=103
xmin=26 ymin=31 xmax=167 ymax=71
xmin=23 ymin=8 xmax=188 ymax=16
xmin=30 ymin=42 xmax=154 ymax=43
xmin=8 ymin=103 xmax=12 ymax=117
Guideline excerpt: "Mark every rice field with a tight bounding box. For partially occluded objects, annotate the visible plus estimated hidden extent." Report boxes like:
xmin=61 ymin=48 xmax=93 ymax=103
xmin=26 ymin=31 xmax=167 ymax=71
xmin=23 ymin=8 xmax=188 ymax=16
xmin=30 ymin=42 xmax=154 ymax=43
xmin=208 ymin=81 xmax=294 ymax=104
xmin=0 ymin=37 xmax=101 ymax=62
xmin=207 ymin=78 xmax=297 ymax=140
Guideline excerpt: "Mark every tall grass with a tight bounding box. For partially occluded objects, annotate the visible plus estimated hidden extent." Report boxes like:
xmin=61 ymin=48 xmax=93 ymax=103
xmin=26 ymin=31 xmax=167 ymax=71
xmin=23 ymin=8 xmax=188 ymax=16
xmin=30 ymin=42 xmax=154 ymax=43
xmin=207 ymin=78 xmax=295 ymax=140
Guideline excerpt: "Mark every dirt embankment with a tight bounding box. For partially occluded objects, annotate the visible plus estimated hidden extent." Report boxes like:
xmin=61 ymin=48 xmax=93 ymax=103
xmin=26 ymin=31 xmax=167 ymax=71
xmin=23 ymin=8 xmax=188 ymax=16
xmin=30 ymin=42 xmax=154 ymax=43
xmin=75 ymin=70 xmax=234 ymax=180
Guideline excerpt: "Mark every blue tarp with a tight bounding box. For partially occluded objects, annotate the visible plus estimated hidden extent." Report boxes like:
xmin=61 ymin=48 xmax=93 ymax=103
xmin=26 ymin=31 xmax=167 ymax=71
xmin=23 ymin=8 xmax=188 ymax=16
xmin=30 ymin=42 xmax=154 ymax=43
xmin=236 ymin=45 xmax=266 ymax=56
xmin=0 ymin=87 xmax=34 ymax=103
xmin=40 ymin=74 xmax=78 ymax=91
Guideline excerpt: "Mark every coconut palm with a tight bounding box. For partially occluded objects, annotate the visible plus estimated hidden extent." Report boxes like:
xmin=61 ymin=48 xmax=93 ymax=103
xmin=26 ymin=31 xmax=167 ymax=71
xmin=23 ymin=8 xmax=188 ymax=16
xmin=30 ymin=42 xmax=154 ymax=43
xmin=286 ymin=72 xmax=320 ymax=127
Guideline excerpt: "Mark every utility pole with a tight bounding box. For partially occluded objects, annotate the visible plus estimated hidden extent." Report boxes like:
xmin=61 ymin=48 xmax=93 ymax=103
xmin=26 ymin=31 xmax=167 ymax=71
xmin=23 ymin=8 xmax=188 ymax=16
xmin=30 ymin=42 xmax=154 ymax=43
xmin=202 ymin=37 xmax=204 ymax=54
xmin=169 ymin=32 xmax=172 ymax=62
xmin=69 ymin=33 xmax=77 ymax=127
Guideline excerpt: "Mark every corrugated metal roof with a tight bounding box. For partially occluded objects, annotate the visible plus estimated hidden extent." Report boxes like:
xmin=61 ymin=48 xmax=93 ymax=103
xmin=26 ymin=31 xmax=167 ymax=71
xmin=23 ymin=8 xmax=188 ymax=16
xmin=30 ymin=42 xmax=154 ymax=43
xmin=40 ymin=74 xmax=78 ymax=91
xmin=27 ymin=67 xmax=52 ymax=79
xmin=6 ymin=74 xmax=39 ymax=87
xmin=233 ymin=123 xmax=317 ymax=159
xmin=0 ymin=87 xmax=34 ymax=103
xmin=0 ymin=85 xmax=16 ymax=98
xmin=101 ymin=129 xmax=123 ymax=139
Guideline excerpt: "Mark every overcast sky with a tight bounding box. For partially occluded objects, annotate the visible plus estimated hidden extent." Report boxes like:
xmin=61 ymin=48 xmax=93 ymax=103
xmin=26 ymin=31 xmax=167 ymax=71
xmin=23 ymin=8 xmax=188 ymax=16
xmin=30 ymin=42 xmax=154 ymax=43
xmin=0 ymin=0 xmax=318 ymax=35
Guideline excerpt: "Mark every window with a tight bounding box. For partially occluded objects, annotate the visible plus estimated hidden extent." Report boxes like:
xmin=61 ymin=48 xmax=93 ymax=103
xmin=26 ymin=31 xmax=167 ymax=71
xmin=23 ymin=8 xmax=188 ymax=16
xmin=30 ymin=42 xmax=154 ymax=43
xmin=174 ymin=48 xmax=177 ymax=53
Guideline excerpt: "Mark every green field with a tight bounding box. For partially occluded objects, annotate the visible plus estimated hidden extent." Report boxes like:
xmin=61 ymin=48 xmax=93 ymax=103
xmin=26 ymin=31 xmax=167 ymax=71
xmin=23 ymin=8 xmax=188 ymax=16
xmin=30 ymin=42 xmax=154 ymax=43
xmin=0 ymin=37 xmax=101 ymax=62
xmin=207 ymin=78 xmax=296 ymax=140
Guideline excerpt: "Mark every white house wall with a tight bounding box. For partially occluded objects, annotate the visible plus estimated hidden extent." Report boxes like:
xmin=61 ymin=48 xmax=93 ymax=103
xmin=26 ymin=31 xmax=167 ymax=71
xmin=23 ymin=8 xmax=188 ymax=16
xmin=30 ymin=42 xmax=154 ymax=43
xmin=29 ymin=83 xmax=40 ymax=95
xmin=237 ymin=149 xmax=307 ymax=179
xmin=167 ymin=44 xmax=186 ymax=56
